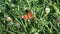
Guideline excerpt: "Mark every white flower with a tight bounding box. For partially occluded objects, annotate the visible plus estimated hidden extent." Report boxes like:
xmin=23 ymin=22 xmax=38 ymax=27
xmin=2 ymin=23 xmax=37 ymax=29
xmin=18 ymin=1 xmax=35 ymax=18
xmin=45 ymin=7 xmax=50 ymax=14
xmin=6 ymin=17 xmax=12 ymax=21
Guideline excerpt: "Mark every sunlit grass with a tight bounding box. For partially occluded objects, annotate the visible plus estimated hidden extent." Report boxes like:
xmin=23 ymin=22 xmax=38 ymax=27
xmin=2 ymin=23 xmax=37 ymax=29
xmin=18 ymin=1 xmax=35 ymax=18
xmin=0 ymin=0 xmax=60 ymax=34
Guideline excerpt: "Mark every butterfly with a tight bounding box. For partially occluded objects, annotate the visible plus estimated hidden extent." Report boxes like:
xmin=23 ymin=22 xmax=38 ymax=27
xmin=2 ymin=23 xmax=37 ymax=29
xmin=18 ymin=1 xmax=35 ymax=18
xmin=22 ymin=11 xmax=33 ymax=20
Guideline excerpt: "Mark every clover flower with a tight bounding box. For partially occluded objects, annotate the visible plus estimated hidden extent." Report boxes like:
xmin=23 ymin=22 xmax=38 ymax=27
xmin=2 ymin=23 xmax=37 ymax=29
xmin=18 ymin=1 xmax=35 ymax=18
xmin=45 ymin=7 xmax=50 ymax=14
xmin=6 ymin=17 xmax=12 ymax=22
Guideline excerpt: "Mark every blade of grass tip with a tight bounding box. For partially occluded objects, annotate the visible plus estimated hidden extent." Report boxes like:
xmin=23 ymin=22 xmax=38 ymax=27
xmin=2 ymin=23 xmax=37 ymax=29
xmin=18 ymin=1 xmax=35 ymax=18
xmin=24 ymin=21 xmax=28 ymax=34
xmin=18 ymin=5 xmax=19 ymax=12
xmin=0 ymin=24 xmax=4 ymax=34
xmin=41 ymin=26 xmax=45 ymax=34
xmin=43 ymin=13 xmax=48 ymax=17
xmin=21 ymin=20 xmax=28 ymax=34
xmin=5 ymin=30 xmax=15 ymax=34
xmin=27 ymin=20 xmax=34 ymax=28
xmin=45 ymin=25 xmax=52 ymax=33
xmin=12 ymin=30 xmax=22 ymax=34
xmin=20 ymin=20 xmax=28 ymax=33
xmin=7 ymin=26 xmax=9 ymax=30
xmin=53 ymin=4 xmax=60 ymax=14
xmin=49 ymin=22 xmax=59 ymax=32
xmin=26 ymin=0 xmax=30 ymax=8
xmin=11 ymin=27 xmax=14 ymax=31
xmin=28 ymin=20 xmax=33 ymax=28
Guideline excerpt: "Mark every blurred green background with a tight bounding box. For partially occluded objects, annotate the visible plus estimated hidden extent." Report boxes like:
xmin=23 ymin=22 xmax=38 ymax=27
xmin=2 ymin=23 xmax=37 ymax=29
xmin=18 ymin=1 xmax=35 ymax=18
xmin=0 ymin=0 xmax=60 ymax=34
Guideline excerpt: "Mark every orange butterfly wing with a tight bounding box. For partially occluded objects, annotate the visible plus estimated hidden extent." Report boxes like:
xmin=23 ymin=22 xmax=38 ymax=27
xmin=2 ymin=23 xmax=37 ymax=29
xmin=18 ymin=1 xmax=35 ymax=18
xmin=28 ymin=12 xmax=33 ymax=18
xmin=22 ymin=14 xmax=29 ymax=20
xmin=22 ymin=11 xmax=33 ymax=20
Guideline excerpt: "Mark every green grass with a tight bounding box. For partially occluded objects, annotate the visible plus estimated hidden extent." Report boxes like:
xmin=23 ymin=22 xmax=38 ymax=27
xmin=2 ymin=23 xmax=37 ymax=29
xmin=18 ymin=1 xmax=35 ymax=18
xmin=0 ymin=0 xmax=60 ymax=34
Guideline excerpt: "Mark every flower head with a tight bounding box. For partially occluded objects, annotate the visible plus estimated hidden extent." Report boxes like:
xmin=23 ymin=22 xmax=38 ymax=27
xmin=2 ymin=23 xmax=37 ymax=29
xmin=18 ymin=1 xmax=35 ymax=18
xmin=6 ymin=17 xmax=12 ymax=22
xmin=45 ymin=7 xmax=50 ymax=14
